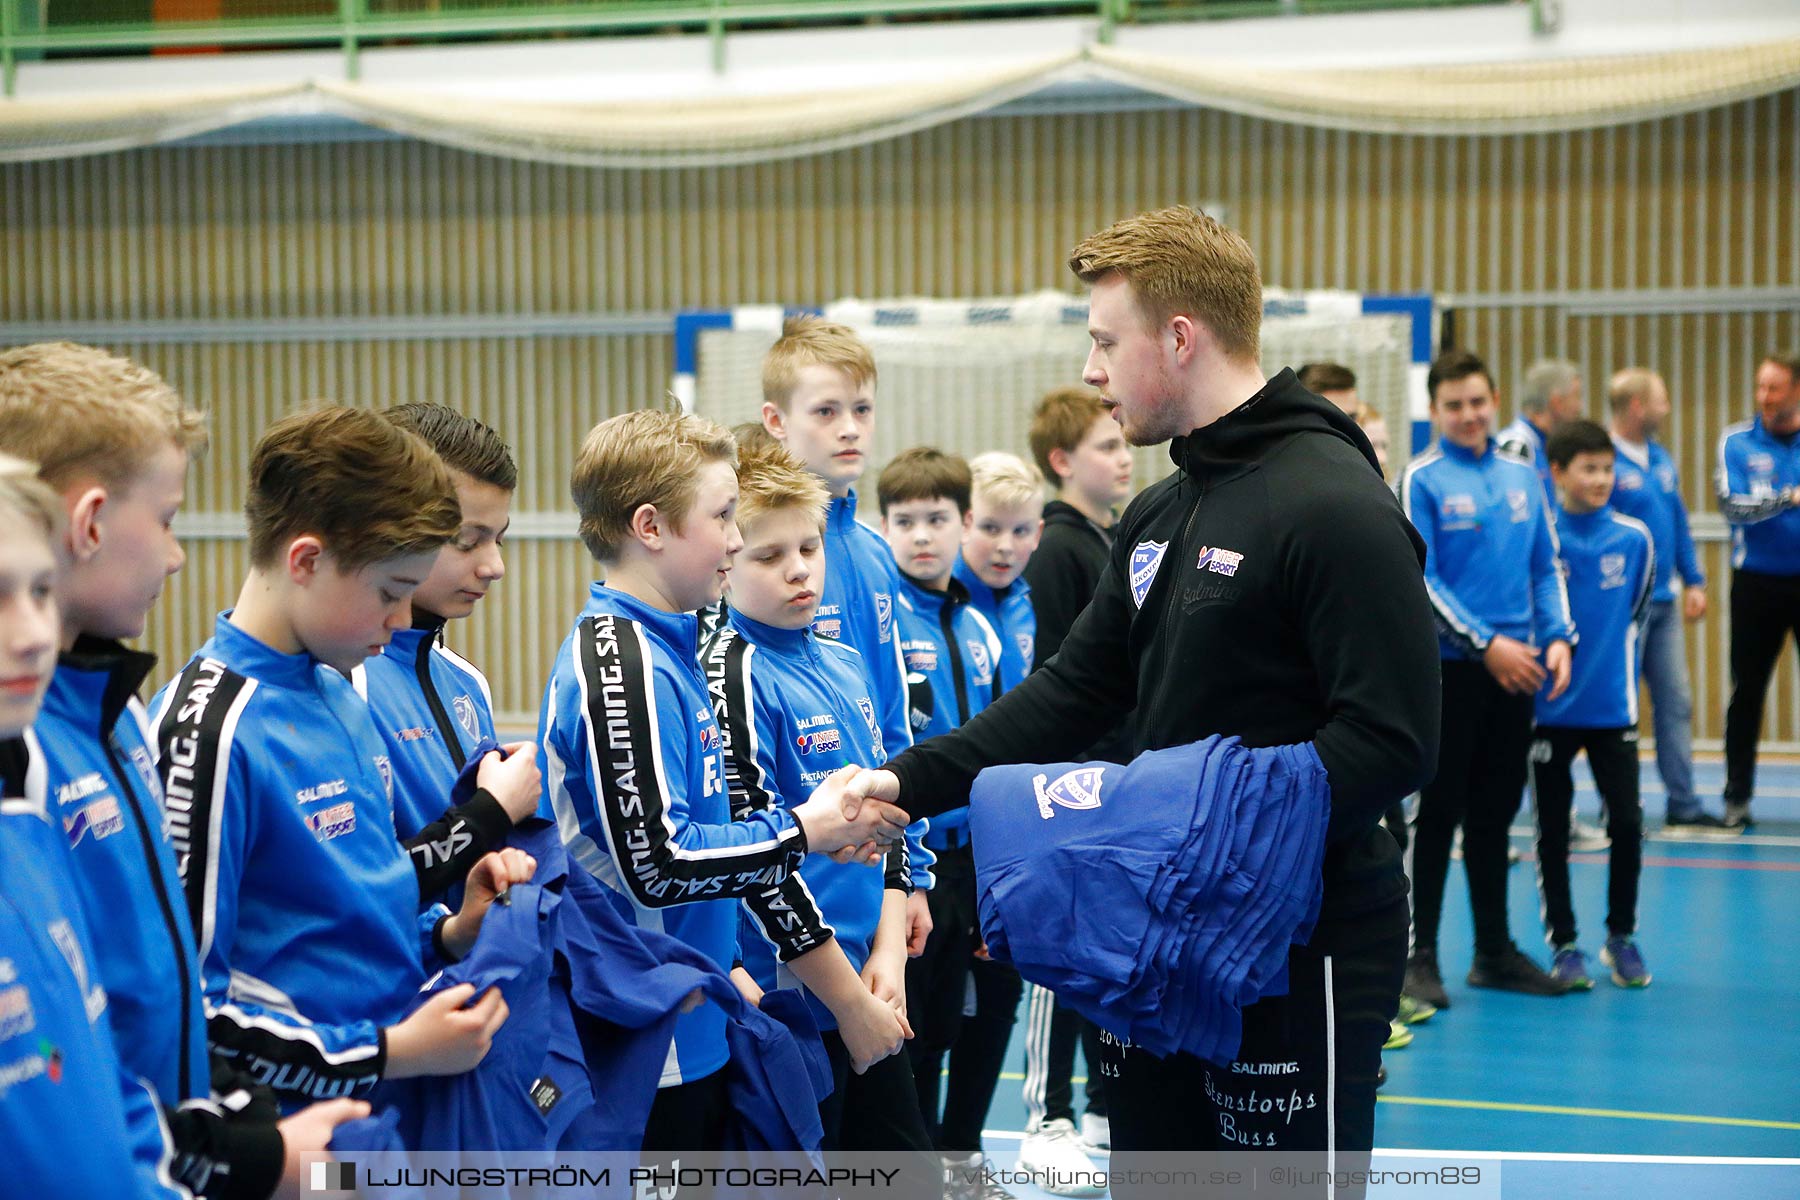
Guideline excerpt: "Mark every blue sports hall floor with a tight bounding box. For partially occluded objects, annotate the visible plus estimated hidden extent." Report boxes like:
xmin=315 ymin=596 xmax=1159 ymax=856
xmin=972 ymin=756 xmax=1800 ymax=1200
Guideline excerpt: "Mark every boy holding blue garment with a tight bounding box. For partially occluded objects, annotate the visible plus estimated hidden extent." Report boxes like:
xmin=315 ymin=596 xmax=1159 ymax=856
xmin=1530 ymin=420 xmax=1656 ymax=990
xmin=537 ymin=408 xmax=910 ymax=1153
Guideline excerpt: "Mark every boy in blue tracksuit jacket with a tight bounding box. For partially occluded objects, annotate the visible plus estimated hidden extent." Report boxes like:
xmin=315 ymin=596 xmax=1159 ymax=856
xmin=952 ymin=452 xmax=1044 ymax=693
xmin=0 ymin=463 xmax=194 ymax=1200
xmin=352 ymin=405 xmax=545 ymax=905
xmin=150 ymin=407 xmax=535 ymax=1117
xmin=2 ymin=342 xmax=369 ymax=1197
xmin=1399 ymin=350 xmax=1578 ymax=1006
xmin=1528 ymin=422 xmax=1656 ymax=993
xmin=1714 ymin=354 xmax=1800 ymax=828
xmin=700 ymin=438 xmax=930 ymax=1159
xmin=757 ymin=317 xmax=933 ymax=899
xmin=878 ymin=447 xmax=1022 ymax=1161
xmin=537 ymin=409 xmax=911 ymax=1155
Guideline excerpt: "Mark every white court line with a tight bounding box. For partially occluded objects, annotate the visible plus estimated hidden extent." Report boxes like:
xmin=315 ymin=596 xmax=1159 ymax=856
xmin=978 ymin=1134 xmax=1799 ymax=1168
xmin=1505 ymin=824 xmax=1800 ymax=849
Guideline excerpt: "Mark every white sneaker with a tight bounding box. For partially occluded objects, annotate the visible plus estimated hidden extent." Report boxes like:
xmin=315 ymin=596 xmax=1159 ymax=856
xmin=1079 ymin=1111 xmax=1111 ymax=1152
xmin=1018 ymin=1117 xmax=1105 ymax=1196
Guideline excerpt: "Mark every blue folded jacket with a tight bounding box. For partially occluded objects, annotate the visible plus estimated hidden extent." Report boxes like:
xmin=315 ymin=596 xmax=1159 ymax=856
xmin=970 ymin=736 xmax=1330 ymax=1064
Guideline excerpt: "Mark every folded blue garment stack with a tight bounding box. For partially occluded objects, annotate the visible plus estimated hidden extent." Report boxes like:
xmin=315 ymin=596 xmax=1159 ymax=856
xmin=970 ymin=736 xmax=1330 ymax=1064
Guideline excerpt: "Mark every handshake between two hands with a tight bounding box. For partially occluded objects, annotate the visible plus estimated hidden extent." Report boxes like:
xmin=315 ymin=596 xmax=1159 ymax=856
xmin=792 ymin=766 xmax=908 ymax=865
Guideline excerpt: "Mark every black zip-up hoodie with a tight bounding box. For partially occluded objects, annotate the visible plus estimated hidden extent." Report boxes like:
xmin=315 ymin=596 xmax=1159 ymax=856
xmin=887 ymin=368 xmax=1441 ymax=917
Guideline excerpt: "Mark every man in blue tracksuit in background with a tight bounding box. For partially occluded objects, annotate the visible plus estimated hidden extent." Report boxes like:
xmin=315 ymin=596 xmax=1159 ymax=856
xmin=1528 ymin=420 xmax=1656 ymax=993
xmin=1604 ymin=369 xmax=1732 ymax=835
xmin=701 ymin=437 xmax=931 ymax=1168
xmin=1715 ymin=351 xmax=1800 ymax=830
xmin=1400 ymin=349 xmax=1577 ymax=1007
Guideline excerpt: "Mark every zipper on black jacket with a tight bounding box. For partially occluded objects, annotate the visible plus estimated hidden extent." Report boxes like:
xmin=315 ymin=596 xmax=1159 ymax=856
xmin=937 ymin=597 xmax=974 ymax=725
xmin=415 ymin=630 xmax=468 ymax=770
xmin=103 ymin=735 xmax=196 ymax=1101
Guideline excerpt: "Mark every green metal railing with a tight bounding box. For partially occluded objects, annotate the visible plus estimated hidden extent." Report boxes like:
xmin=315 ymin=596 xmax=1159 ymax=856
xmin=1 ymin=0 xmax=1504 ymax=96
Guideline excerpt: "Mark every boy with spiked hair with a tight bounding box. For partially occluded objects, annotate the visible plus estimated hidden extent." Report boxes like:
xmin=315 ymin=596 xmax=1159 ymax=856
xmin=538 ymin=407 xmax=909 ymax=1151
xmin=151 ymin=405 xmax=537 ymax=1117
xmin=701 ymin=436 xmax=935 ymax=1160
xmin=1 ymin=345 xmax=369 ymax=1196
xmin=354 ymin=403 xmax=543 ymax=903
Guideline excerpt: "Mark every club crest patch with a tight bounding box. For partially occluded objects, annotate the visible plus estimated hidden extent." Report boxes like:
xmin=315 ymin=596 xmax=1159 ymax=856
xmin=1129 ymin=540 xmax=1169 ymax=608
xmin=453 ymin=693 xmax=480 ymax=740
xmin=1034 ymin=766 xmax=1106 ymax=819
xmin=968 ymin=641 xmax=992 ymax=683
xmin=874 ymin=592 xmax=894 ymax=644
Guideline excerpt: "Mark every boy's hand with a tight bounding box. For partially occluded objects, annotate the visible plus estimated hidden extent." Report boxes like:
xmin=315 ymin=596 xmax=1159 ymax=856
xmin=1542 ymin=639 xmax=1572 ymax=701
xmin=840 ymin=768 xmax=902 ymax=821
xmin=476 ymin=742 xmax=543 ymax=825
xmin=1482 ymin=634 xmax=1546 ymax=695
xmin=730 ymin=967 xmax=764 ymax=1009
xmin=904 ymin=890 xmax=932 ymax=957
xmin=795 ymin=766 xmax=909 ymax=855
xmin=440 ymin=848 xmax=537 ymax=959
xmin=836 ymin=988 xmax=910 ymax=1074
xmin=384 ymin=983 xmax=508 ymax=1079
xmin=860 ymin=941 xmax=909 ymax=1021
xmin=276 ymin=1099 xmax=370 ymax=1200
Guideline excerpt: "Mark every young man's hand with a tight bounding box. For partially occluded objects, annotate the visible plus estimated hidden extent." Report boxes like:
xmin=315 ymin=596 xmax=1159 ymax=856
xmin=903 ymin=891 xmax=932 ymax=957
xmin=384 ymin=983 xmax=508 ymax=1078
xmin=1482 ymin=634 xmax=1546 ymax=695
xmin=840 ymin=768 xmax=902 ymax=821
xmin=476 ymin=742 xmax=543 ymax=824
xmin=439 ymin=848 xmax=537 ymax=959
xmin=1682 ymin=585 xmax=1708 ymax=622
xmin=275 ymin=1099 xmax=370 ymax=1200
xmin=861 ymin=938 xmax=910 ymax=1019
xmin=1542 ymin=639 xmax=1572 ymax=701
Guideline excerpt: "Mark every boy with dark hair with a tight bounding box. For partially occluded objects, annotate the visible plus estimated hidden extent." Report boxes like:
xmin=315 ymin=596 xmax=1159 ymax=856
xmin=702 ymin=438 xmax=928 ymax=1156
xmin=1532 ymin=420 xmax=1656 ymax=989
xmin=1297 ymin=362 xmax=1360 ymax=414
xmin=877 ymin=447 xmax=1014 ymax=1181
xmin=538 ymin=408 xmax=909 ymax=1152
xmin=354 ymin=403 xmax=543 ymax=903
xmin=1 ymin=344 xmax=367 ymax=1197
xmin=1400 ymin=349 xmax=1576 ymax=1006
xmin=151 ymin=405 xmax=537 ymax=1116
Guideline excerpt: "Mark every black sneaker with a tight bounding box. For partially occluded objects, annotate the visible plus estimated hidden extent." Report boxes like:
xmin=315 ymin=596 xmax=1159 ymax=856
xmin=1404 ymin=948 xmax=1452 ymax=1011
xmin=1663 ymin=812 xmax=1744 ymax=839
xmin=1723 ymin=801 xmax=1753 ymax=830
xmin=1467 ymin=945 xmax=1572 ymax=996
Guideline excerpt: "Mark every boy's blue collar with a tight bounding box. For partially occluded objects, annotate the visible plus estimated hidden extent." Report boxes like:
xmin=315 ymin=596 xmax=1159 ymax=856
xmin=726 ymin=608 xmax=812 ymax=652
xmin=1439 ymin=436 xmax=1495 ymax=463
xmin=586 ymin=582 xmax=701 ymax=654
xmin=213 ymin=611 xmax=326 ymax=688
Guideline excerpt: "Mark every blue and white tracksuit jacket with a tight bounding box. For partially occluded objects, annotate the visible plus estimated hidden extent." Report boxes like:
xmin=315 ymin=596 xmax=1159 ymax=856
xmin=150 ymin=615 xmax=433 ymax=1108
xmin=1400 ymin=438 xmax=1577 ymax=661
xmin=951 ymin=556 xmax=1037 ymax=693
xmin=894 ymin=575 xmax=1002 ymax=845
xmin=2 ymin=732 xmax=191 ymax=1200
xmin=537 ymin=583 xmax=809 ymax=1087
xmin=702 ymin=609 xmax=908 ymax=1031
xmin=1610 ymin=436 xmax=1704 ymax=600
xmin=352 ymin=618 xmax=516 ymax=904
xmin=37 ymin=638 xmax=209 ymax=1113
xmin=1535 ymin=505 xmax=1655 ymax=730
xmin=1715 ymin=416 xmax=1800 ymax=575
xmin=1496 ymin=415 xmax=1553 ymax=495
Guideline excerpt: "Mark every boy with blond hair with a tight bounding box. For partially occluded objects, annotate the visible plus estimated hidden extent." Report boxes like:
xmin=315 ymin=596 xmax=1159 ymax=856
xmin=1 ymin=345 xmax=368 ymax=1197
xmin=0 ymin=451 xmax=199 ymax=1198
xmin=759 ymin=318 xmax=935 ymax=910
xmin=538 ymin=408 xmax=909 ymax=1152
xmin=151 ymin=405 xmax=538 ymax=1120
xmin=700 ymin=437 xmax=933 ymax=1159
xmin=954 ymin=452 xmax=1044 ymax=692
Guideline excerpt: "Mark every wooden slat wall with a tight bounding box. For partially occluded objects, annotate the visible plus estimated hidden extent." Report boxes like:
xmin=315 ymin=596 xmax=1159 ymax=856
xmin=3 ymin=91 xmax=1796 ymax=741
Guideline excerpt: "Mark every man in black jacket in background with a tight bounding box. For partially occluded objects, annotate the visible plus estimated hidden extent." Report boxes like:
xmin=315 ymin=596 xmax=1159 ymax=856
xmin=839 ymin=207 xmax=1441 ymax=1191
